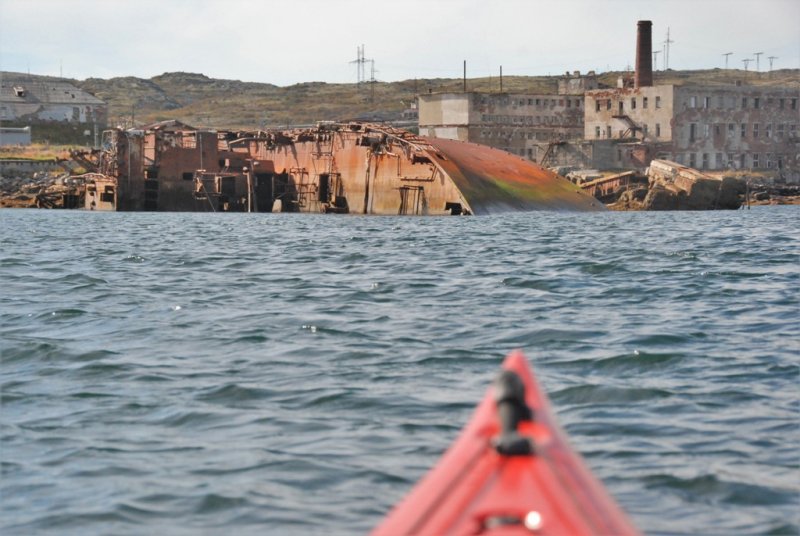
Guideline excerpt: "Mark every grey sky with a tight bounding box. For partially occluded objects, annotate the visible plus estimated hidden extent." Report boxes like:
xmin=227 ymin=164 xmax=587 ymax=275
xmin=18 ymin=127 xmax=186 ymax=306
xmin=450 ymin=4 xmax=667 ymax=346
xmin=1 ymin=0 xmax=798 ymax=85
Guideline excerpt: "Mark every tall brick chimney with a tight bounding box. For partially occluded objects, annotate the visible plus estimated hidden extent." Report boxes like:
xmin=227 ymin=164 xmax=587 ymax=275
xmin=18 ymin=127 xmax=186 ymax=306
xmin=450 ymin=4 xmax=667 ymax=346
xmin=635 ymin=20 xmax=653 ymax=88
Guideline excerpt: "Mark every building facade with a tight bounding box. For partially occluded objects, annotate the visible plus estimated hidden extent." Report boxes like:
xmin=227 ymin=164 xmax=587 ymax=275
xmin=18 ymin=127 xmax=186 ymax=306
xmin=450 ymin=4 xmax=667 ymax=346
xmin=584 ymin=83 xmax=800 ymax=179
xmin=0 ymin=77 xmax=107 ymax=126
xmin=417 ymin=72 xmax=598 ymax=166
xmin=418 ymin=91 xmax=586 ymax=163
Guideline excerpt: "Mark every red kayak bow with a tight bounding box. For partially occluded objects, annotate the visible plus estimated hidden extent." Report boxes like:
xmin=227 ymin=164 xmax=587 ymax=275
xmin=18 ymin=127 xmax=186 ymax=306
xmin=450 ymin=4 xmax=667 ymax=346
xmin=372 ymin=350 xmax=640 ymax=535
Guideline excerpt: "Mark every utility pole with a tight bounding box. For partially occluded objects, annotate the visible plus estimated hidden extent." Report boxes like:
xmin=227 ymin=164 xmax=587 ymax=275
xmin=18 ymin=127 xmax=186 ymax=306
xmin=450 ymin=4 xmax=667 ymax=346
xmin=768 ymin=56 xmax=778 ymax=71
xmin=368 ymin=59 xmax=378 ymax=103
xmin=664 ymin=27 xmax=674 ymax=70
xmin=742 ymin=58 xmax=752 ymax=71
xmin=753 ymin=52 xmax=763 ymax=71
xmin=722 ymin=52 xmax=732 ymax=69
xmin=500 ymin=65 xmax=503 ymax=92
xmin=463 ymin=60 xmax=467 ymax=92
xmin=653 ymin=50 xmax=661 ymax=70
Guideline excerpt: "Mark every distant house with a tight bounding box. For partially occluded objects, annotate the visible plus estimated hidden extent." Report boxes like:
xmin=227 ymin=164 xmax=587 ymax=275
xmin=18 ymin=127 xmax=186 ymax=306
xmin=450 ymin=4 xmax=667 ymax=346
xmin=0 ymin=76 xmax=107 ymax=126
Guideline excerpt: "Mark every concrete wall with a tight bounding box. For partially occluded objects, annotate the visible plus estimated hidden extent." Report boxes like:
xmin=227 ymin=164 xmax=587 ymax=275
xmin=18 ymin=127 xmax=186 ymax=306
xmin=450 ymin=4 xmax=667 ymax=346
xmin=584 ymin=85 xmax=675 ymax=142
xmin=418 ymin=93 xmax=475 ymax=129
xmin=420 ymin=91 xmax=584 ymax=163
xmin=671 ymin=85 xmax=799 ymax=176
xmin=0 ymin=126 xmax=31 ymax=146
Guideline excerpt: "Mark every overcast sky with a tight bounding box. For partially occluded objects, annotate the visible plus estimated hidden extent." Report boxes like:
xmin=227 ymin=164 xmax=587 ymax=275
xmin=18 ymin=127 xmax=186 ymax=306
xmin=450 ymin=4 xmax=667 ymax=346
xmin=1 ymin=0 xmax=798 ymax=86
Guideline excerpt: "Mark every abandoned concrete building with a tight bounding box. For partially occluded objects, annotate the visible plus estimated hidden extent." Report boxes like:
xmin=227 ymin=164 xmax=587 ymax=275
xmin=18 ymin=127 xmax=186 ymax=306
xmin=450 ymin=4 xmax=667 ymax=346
xmin=418 ymin=71 xmax=596 ymax=166
xmin=0 ymin=76 xmax=107 ymax=126
xmin=583 ymin=21 xmax=800 ymax=181
xmin=418 ymin=21 xmax=800 ymax=182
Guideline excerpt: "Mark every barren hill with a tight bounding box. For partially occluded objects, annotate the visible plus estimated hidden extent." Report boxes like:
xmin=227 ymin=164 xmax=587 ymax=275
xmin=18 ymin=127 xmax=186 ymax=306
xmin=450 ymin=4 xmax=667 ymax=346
xmin=4 ymin=68 xmax=799 ymax=132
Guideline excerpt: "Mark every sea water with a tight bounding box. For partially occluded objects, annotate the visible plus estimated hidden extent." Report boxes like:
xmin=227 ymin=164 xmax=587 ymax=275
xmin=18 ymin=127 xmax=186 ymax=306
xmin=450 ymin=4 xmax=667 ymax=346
xmin=1 ymin=207 xmax=798 ymax=535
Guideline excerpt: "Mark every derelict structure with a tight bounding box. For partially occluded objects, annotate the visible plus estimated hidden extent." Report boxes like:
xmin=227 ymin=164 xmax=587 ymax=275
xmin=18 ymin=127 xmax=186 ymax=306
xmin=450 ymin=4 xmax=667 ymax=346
xmin=78 ymin=121 xmax=603 ymax=214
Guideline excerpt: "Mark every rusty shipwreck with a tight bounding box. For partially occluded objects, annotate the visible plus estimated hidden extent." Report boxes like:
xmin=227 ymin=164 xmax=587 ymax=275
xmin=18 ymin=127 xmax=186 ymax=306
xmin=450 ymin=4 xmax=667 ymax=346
xmin=78 ymin=121 xmax=602 ymax=214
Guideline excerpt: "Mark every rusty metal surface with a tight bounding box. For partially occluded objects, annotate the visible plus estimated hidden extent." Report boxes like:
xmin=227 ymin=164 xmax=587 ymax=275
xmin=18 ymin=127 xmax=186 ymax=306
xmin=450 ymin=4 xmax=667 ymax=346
xmin=421 ymin=137 xmax=605 ymax=213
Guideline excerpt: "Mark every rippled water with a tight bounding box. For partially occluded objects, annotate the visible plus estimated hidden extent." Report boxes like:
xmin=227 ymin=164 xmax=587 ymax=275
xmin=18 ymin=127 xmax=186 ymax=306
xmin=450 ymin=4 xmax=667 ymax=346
xmin=1 ymin=207 xmax=798 ymax=535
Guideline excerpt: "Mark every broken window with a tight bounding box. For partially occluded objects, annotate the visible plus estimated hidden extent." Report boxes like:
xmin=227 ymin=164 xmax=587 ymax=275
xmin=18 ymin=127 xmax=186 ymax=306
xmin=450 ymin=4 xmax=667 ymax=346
xmin=728 ymin=123 xmax=735 ymax=134
xmin=607 ymin=125 xmax=611 ymax=138
xmin=715 ymin=153 xmax=722 ymax=168
xmin=631 ymin=97 xmax=636 ymax=109
xmin=595 ymin=100 xmax=600 ymax=112
xmin=702 ymin=153 xmax=709 ymax=169
xmin=689 ymin=123 xmax=697 ymax=141
xmin=779 ymin=98 xmax=785 ymax=109
xmin=753 ymin=123 xmax=759 ymax=138
xmin=727 ymin=153 xmax=734 ymax=166
xmin=792 ymin=98 xmax=797 ymax=110
xmin=595 ymin=126 xmax=601 ymax=138
xmin=754 ymin=97 xmax=760 ymax=109
xmin=742 ymin=97 xmax=747 ymax=108
xmin=740 ymin=154 xmax=746 ymax=169
xmin=655 ymin=123 xmax=661 ymax=137
xmin=606 ymin=100 xmax=612 ymax=110
xmin=704 ymin=96 xmax=711 ymax=108
xmin=766 ymin=153 xmax=773 ymax=168
xmin=643 ymin=124 xmax=648 ymax=136
xmin=766 ymin=123 xmax=772 ymax=138
xmin=741 ymin=123 xmax=747 ymax=138
xmin=777 ymin=124 xmax=785 ymax=139
xmin=643 ymin=97 xmax=648 ymax=109
xmin=704 ymin=124 xmax=710 ymax=138
xmin=655 ymin=96 xmax=661 ymax=108
xmin=689 ymin=153 xmax=697 ymax=167
xmin=752 ymin=153 xmax=760 ymax=168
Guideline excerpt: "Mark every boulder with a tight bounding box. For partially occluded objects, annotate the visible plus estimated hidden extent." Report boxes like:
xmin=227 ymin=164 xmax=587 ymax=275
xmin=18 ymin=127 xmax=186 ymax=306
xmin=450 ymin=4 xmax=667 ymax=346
xmin=643 ymin=186 xmax=679 ymax=210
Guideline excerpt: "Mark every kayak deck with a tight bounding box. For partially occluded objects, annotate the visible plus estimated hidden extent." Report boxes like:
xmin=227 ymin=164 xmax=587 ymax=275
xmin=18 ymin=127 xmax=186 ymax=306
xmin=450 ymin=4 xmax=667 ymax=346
xmin=372 ymin=350 xmax=639 ymax=535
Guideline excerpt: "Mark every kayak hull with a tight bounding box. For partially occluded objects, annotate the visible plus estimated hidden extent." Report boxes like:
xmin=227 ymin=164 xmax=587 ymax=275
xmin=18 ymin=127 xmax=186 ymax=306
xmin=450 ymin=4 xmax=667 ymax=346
xmin=371 ymin=350 xmax=639 ymax=536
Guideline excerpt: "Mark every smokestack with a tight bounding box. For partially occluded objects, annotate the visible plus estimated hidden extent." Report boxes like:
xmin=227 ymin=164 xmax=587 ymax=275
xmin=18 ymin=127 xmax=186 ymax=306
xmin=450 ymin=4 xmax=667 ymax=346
xmin=635 ymin=20 xmax=653 ymax=88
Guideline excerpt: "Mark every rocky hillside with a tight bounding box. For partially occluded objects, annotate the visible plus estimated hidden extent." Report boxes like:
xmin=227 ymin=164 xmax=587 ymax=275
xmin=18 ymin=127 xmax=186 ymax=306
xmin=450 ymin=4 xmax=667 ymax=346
xmin=4 ymin=68 xmax=799 ymax=131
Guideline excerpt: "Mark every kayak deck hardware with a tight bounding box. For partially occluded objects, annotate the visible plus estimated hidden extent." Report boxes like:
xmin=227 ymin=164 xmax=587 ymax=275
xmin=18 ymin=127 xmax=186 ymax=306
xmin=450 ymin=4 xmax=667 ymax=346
xmin=492 ymin=369 xmax=536 ymax=456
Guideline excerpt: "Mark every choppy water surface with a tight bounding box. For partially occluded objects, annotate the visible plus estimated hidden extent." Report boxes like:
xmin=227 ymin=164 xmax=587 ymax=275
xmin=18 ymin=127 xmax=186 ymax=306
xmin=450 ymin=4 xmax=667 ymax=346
xmin=1 ymin=208 xmax=798 ymax=535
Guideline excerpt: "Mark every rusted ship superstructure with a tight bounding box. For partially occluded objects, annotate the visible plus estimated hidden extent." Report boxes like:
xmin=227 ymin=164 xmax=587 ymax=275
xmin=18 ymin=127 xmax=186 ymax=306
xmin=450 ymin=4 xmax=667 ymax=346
xmin=75 ymin=120 xmax=602 ymax=214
